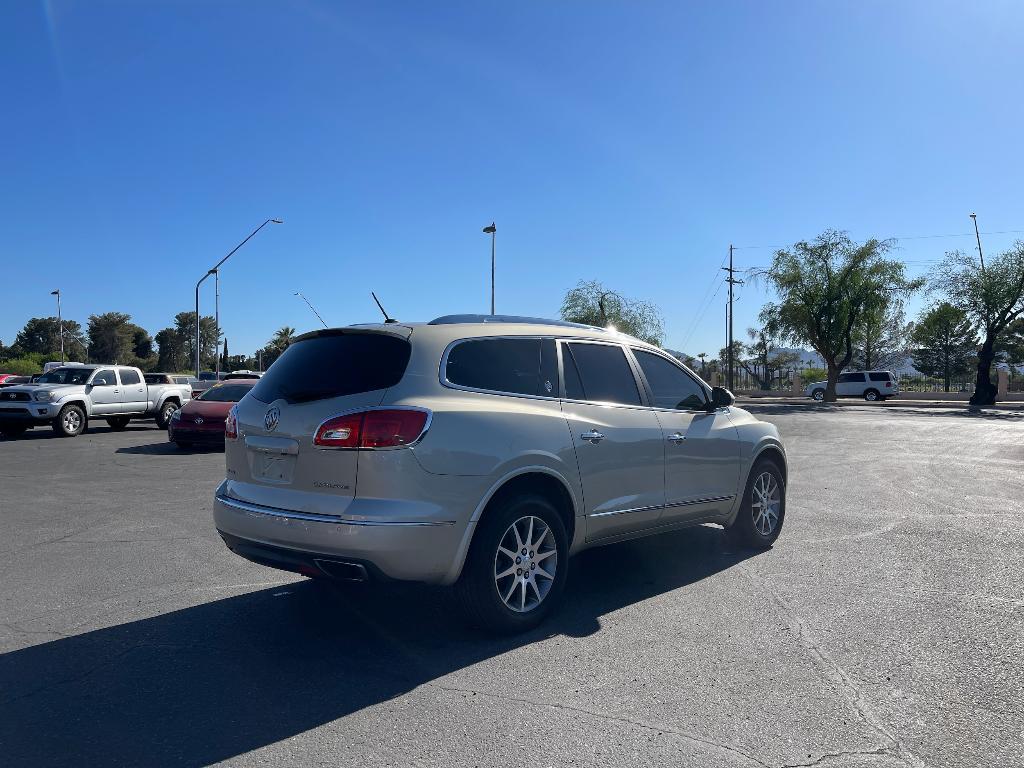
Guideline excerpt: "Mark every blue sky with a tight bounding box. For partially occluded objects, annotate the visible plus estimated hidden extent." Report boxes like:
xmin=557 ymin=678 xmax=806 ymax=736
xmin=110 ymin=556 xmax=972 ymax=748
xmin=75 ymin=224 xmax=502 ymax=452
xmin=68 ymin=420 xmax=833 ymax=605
xmin=3 ymin=1 xmax=1023 ymax=359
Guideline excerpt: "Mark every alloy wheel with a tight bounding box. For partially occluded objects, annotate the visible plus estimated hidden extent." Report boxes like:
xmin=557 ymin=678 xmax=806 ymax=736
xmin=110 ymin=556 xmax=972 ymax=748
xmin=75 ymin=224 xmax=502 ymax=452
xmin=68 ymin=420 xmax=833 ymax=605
xmin=63 ymin=410 xmax=82 ymax=433
xmin=493 ymin=515 xmax=557 ymax=613
xmin=751 ymin=471 xmax=781 ymax=536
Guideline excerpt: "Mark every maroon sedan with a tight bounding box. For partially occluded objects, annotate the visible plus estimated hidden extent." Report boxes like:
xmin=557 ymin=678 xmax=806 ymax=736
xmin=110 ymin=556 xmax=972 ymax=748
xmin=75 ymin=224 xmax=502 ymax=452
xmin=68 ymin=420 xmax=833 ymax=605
xmin=168 ymin=380 xmax=255 ymax=449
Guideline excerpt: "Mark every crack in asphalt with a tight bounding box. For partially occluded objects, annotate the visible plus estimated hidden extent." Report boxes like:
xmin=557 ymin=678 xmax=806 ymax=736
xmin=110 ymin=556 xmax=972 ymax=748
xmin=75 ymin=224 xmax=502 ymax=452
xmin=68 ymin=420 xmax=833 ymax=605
xmin=433 ymin=682 xmax=772 ymax=767
xmin=738 ymin=566 xmax=928 ymax=768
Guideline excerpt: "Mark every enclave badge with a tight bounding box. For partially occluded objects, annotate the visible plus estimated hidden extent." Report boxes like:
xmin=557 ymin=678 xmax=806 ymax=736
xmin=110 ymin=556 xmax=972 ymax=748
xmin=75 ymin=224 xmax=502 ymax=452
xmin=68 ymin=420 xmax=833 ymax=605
xmin=264 ymin=406 xmax=280 ymax=432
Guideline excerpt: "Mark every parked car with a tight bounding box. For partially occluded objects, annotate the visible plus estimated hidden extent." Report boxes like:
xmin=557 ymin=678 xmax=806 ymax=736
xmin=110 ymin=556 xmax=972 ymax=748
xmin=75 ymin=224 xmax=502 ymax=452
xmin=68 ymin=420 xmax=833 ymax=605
xmin=42 ymin=361 xmax=88 ymax=373
xmin=0 ymin=365 xmax=192 ymax=438
xmin=145 ymin=372 xmax=197 ymax=387
xmin=805 ymin=370 xmax=899 ymax=401
xmin=213 ymin=315 xmax=787 ymax=633
xmin=0 ymin=374 xmax=30 ymax=386
xmin=169 ymin=380 xmax=256 ymax=449
xmin=223 ymin=370 xmax=262 ymax=380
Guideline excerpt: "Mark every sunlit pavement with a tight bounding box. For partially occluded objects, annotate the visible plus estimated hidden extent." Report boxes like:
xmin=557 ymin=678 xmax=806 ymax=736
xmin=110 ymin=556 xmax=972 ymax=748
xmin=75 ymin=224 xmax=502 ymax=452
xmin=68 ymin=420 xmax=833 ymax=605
xmin=1 ymin=408 xmax=1022 ymax=767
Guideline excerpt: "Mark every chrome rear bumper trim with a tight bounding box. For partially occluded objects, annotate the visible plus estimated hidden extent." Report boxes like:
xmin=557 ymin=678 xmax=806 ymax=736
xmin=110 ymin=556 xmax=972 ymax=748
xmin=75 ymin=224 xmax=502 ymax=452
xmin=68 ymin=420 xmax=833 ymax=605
xmin=216 ymin=493 xmax=455 ymax=526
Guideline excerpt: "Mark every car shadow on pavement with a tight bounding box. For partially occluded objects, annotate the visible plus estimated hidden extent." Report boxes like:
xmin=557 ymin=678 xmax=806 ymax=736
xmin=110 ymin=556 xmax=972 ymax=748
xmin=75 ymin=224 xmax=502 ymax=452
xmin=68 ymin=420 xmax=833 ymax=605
xmin=742 ymin=403 xmax=1024 ymax=420
xmin=115 ymin=441 xmax=220 ymax=455
xmin=0 ymin=424 xmax=160 ymax=442
xmin=0 ymin=525 xmax=761 ymax=767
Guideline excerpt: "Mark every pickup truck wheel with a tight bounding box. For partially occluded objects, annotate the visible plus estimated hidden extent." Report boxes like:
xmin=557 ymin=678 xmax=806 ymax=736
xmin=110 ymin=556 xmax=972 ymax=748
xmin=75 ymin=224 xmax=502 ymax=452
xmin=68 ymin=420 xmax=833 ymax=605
xmin=107 ymin=416 xmax=130 ymax=431
xmin=727 ymin=459 xmax=786 ymax=549
xmin=456 ymin=493 xmax=569 ymax=634
xmin=1 ymin=424 xmax=28 ymax=439
xmin=52 ymin=404 xmax=86 ymax=437
xmin=156 ymin=401 xmax=178 ymax=429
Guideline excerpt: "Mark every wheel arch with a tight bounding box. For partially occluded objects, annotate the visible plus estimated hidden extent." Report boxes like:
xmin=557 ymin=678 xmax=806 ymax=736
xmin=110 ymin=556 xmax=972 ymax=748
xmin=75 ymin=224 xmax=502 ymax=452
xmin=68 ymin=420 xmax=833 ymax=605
xmin=442 ymin=467 xmax=579 ymax=585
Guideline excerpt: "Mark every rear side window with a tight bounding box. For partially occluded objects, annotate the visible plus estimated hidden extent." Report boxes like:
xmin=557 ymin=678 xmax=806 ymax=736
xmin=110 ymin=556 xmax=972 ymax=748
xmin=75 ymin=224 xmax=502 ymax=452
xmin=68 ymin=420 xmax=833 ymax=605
xmin=120 ymin=369 xmax=141 ymax=385
xmin=838 ymin=372 xmax=865 ymax=383
xmin=445 ymin=338 xmax=558 ymax=397
xmin=868 ymin=372 xmax=892 ymax=382
xmin=563 ymin=342 xmax=641 ymax=406
xmin=251 ymin=333 xmax=411 ymax=404
xmin=633 ymin=350 xmax=707 ymax=410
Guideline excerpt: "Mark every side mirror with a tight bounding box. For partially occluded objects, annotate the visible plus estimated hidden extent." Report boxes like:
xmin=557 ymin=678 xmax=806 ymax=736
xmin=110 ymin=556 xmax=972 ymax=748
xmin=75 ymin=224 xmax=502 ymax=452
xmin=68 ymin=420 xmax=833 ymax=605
xmin=710 ymin=386 xmax=735 ymax=409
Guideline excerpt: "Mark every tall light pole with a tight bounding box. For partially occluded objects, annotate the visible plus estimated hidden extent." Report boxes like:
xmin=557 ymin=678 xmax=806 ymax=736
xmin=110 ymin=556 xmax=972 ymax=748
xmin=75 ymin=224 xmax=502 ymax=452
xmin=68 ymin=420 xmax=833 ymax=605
xmin=50 ymin=289 xmax=64 ymax=363
xmin=482 ymin=222 xmax=496 ymax=314
xmin=969 ymin=212 xmax=985 ymax=271
xmin=294 ymin=291 xmax=328 ymax=328
xmin=195 ymin=218 xmax=282 ymax=377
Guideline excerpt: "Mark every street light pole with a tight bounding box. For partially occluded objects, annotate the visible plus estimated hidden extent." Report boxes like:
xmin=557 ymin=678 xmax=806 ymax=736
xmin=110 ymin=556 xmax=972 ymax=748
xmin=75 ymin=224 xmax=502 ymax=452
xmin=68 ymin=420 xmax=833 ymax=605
xmin=195 ymin=218 xmax=283 ymax=377
xmin=969 ymin=213 xmax=985 ymax=271
xmin=50 ymin=290 xmax=64 ymax=363
xmin=482 ymin=222 xmax=496 ymax=314
xmin=214 ymin=268 xmax=221 ymax=379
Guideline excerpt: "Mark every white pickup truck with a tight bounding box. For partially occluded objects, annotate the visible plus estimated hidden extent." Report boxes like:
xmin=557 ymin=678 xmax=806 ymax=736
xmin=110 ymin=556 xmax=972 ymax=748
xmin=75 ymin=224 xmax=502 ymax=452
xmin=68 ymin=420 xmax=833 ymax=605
xmin=0 ymin=364 xmax=192 ymax=438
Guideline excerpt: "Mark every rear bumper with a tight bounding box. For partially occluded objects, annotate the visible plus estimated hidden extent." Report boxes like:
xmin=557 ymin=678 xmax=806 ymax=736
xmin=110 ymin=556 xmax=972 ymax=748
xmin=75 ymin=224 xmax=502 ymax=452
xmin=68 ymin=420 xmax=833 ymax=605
xmin=213 ymin=488 xmax=472 ymax=584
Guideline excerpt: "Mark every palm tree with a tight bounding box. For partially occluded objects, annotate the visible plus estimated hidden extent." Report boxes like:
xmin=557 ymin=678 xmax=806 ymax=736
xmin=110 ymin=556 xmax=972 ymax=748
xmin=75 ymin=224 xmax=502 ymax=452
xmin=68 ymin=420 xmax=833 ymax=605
xmin=697 ymin=352 xmax=708 ymax=377
xmin=272 ymin=326 xmax=296 ymax=350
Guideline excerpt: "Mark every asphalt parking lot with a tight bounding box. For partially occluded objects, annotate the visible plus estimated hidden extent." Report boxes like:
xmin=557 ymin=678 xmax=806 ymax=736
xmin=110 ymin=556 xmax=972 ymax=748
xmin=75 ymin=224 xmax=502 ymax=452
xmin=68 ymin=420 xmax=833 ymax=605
xmin=1 ymin=406 xmax=1022 ymax=768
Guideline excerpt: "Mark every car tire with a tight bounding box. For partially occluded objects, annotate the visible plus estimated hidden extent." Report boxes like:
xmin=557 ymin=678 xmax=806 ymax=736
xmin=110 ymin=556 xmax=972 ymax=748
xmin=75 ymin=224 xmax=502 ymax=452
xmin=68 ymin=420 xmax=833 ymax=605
xmin=864 ymin=389 xmax=880 ymax=402
xmin=107 ymin=416 xmax=130 ymax=431
xmin=0 ymin=424 xmax=28 ymax=439
xmin=456 ymin=493 xmax=569 ymax=634
xmin=156 ymin=401 xmax=178 ymax=429
xmin=726 ymin=459 xmax=786 ymax=549
xmin=811 ymin=389 xmax=825 ymax=401
xmin=52 ymin=404 xmax=87 ymax=437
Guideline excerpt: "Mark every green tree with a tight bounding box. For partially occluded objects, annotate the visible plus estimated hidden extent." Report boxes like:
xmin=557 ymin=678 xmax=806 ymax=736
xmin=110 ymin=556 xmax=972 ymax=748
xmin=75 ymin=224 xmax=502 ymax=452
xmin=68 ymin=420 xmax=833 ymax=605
xmin=910 ymin=302 xmax=979 ymax=392
xmin=87 ymin=312 xmax=135 ymax=364
xmin=930 ymin=243 xmax=1024 ymax=405
xmin=560 ymin=280 xmax=665 ymax=346
xmin=129 ymin=325 xmax=153 ymax=359
xmin=758 ymin=231 xmax=921 ymax=402
xmin=12 ymin=316 xmax=88 ymax=361
xmin=743 ymin=325 xmax=800 ymax=390
xmin=852 ymin=302 xmax=911 ymax=371
xmin=173 ymin=312 xmax=220 ymax=371
xmin=155 ymin=328 xmax=186 ymax=372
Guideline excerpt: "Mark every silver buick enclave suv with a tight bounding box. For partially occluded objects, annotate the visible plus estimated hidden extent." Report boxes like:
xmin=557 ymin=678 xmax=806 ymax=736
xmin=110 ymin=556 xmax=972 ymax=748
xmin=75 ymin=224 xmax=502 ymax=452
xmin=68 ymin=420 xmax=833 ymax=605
xmin=213 ymin=315 xmax=787 ymax=632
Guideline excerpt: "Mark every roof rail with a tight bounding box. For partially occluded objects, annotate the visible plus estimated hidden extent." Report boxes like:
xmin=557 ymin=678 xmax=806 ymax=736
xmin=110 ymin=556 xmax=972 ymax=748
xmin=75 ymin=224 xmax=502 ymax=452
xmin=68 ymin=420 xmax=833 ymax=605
xmin=428 ymin=314 xmax=605 ymax=331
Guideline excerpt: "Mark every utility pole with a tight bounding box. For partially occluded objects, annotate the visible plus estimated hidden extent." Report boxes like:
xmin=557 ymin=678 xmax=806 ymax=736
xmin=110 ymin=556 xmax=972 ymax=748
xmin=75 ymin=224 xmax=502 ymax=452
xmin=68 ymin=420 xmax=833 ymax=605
xmin=721 ymin=244 xmax=744 ymax=390
xmin=969 ymin=213 xmax=985 ymax=271
xmin=50 ymin=289 xmax=64 ymax=363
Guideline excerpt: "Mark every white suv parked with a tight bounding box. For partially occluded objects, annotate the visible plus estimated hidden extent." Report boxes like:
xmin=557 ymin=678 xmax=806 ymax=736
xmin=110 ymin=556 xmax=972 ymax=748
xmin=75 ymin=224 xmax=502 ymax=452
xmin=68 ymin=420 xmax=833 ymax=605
xmin=213 ymin=315 xmax=788 ymax=632
xmin=805 ymin=371 xmax=899 ymax=401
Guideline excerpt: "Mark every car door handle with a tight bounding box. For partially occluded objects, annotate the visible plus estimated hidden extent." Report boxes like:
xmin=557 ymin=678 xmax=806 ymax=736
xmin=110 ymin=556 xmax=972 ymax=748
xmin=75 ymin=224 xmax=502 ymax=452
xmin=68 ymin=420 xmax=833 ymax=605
xmin=667 ymin=433 xmax=686 ymax=443
xmin=580 ymin=430 xmax=605 ymax=444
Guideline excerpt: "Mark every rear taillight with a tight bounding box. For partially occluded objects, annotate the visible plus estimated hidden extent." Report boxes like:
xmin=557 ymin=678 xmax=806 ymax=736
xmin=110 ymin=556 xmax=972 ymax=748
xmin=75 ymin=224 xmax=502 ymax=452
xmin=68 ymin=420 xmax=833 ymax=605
xmin=225 ymin=405 xmax=238 ymax=440
xmin=314 ymin=409 xmax=429 ymax=449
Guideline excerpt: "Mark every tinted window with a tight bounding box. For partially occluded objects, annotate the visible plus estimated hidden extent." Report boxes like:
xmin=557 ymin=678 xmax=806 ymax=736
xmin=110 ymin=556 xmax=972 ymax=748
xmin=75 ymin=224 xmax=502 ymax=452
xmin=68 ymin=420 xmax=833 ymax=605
xmin=198 ymin=384 xmax=254 ymax=402
xmin=93 ymin=369 xmax=117 ymax=386
xmin=446 ymin=338 xmax=557 ymax=397
xmin=120 ymin=369 xmax=141 ymax=385
xmin=251 ymin=332 xmax=411 ymax=404
xmin=868 ymin=372 xmax=892 ymax=382
xmin=634 ymin=350 xmax=707 ymax=410
xmin=838 ymin=372 xmax=864 ymax=383
xmin=563 ymin=342 xmax=641 ymax=406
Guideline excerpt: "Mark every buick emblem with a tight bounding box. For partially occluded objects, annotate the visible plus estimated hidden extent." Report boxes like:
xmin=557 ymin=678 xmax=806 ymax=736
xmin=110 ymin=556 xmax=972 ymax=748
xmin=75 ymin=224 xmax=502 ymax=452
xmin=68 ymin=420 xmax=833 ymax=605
xmin=194 ymin=417 xmax=204 ymax=425
xmin=264 ymin=406 xmax=280 ymax=432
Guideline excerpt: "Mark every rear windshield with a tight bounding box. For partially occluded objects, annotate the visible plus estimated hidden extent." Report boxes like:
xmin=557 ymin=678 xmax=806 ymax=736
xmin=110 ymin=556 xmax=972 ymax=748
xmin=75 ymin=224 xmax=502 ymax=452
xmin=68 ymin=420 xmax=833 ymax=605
xmin=199 ymin=384 xmax=254 ymax=402
xmin=250 ymin=332 xmax=411 ymax=404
